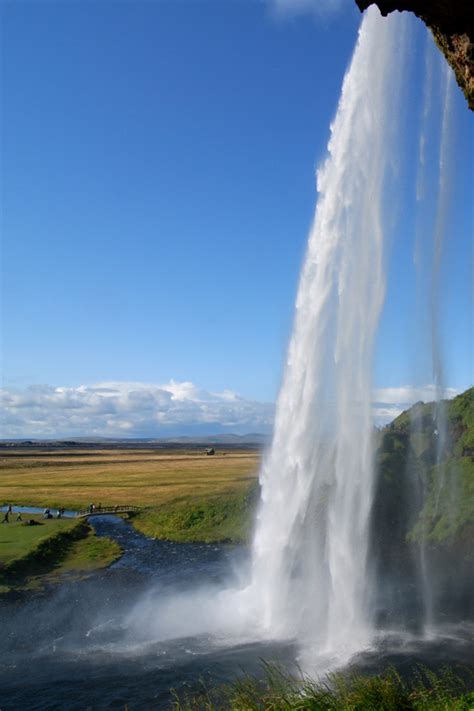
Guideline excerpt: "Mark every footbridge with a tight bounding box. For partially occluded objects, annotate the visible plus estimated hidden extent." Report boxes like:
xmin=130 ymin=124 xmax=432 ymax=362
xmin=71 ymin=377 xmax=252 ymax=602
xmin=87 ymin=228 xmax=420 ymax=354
xmin=76 ymin=505 xmax=141 ymax=518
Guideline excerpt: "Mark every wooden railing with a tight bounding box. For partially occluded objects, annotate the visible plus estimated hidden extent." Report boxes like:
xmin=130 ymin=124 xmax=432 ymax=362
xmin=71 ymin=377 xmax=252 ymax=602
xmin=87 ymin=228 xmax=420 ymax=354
xmin=76 ymin=505 xmax=141 ymax=518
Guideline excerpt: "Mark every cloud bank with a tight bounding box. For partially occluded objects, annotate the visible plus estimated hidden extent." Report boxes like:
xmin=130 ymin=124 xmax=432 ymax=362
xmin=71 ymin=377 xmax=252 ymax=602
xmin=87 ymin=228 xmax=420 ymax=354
xmin=0 ymin=381 xmax=460 ymax=439
xmin=0 ymin=381 xmax=274 ymax=438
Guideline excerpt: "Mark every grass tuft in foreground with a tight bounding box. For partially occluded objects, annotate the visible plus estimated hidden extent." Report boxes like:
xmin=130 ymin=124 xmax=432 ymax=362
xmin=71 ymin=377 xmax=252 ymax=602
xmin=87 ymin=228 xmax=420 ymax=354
xmin=171 ymin=663 xmax=474 ymax=710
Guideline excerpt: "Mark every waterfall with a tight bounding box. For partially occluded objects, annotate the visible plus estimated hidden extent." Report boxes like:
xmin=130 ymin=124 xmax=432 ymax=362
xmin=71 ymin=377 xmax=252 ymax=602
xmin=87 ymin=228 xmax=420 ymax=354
xmin=245 ymin=7 xmax=409 ymax=661
xmin=240 ymin=2 xmax=471 ymax=663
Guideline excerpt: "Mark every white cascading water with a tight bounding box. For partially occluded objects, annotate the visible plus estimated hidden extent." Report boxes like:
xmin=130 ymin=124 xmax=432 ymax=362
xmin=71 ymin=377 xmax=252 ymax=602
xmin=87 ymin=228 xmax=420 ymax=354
xmin=245 ymin=7 xmax=408 ymax=660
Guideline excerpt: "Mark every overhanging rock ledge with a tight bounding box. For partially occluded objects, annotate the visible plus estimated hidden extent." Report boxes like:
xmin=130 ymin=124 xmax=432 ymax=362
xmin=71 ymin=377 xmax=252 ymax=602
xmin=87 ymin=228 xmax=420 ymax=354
xmin=355 ymin=1 xmax=474 ymax=110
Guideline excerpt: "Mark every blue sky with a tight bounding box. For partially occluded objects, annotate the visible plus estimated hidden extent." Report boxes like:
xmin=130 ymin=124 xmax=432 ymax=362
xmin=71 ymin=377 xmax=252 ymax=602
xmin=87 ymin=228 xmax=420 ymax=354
xmin=1 ymin=0 xmax=472 ymax=437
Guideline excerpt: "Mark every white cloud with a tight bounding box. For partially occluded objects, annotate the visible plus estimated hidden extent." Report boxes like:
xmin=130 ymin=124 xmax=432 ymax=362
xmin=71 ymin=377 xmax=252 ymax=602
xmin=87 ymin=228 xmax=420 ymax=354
xmin=268 ymin=0 xmax=347 ymax=19
xmin=0 ymin=381 xmax=274 ymax=439
xmin=372 ymin=384 xmax=460 ymax=425
xmin=0 ymin=381 xmax=462 ymax=438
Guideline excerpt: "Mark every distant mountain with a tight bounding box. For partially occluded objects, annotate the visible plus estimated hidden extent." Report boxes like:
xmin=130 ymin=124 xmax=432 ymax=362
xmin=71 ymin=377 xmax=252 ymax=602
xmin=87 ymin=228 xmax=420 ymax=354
xmin=157 ymin=433 xmax=270 ymax=445
xmin=0 ymin=433 xmax=270 ymax=449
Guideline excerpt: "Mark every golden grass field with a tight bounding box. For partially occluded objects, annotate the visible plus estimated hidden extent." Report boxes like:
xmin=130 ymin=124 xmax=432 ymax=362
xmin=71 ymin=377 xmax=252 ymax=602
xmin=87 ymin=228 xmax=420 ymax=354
xmin=0 ymin=448 xmax=261 ymax=510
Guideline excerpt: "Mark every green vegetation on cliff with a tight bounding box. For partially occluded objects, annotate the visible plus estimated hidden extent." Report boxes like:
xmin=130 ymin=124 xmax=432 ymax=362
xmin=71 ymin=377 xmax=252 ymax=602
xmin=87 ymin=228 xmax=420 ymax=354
xmin=381 ymin=387 xmax=474 ymax=546
xmin=370 ymin=386 xmax=473 ymax=622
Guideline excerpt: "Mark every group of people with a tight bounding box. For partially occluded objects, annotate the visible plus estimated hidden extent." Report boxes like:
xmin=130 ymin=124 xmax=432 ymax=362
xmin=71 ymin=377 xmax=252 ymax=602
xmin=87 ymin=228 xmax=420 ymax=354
xmin=43 ymin=507 xmax=66 ymax=519
xmin=1 ymin=504 xmax=22 ymax=523
xmin=1 ymin=504 xmax=67 ymax=523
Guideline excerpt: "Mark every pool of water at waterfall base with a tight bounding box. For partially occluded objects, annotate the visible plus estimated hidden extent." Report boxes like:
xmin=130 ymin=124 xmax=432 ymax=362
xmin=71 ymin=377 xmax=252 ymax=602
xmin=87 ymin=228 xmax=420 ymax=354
xmin=0 ymin=516 xmax=472 ymax=710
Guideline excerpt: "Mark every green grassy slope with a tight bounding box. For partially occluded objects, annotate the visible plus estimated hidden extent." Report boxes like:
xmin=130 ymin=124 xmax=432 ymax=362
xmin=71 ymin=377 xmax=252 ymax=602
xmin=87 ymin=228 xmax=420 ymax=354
xmin=383 ymin=387 xmax=474 ymax=545
xmin=370 ymin=387 xmax=473 ymax=621
xmin=0 ymin=514 xmax=121 ymax=591
xmin=131 ymin=482 xmax=259 ymax=544
xmin=0 ymin=515 xmax=79 ymax=565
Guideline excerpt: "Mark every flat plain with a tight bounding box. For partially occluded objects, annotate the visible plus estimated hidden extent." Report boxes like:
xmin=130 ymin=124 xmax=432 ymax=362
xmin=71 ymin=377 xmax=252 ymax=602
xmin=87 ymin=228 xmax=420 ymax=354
xmin=0 ymin=447 xmax=260 ymax=510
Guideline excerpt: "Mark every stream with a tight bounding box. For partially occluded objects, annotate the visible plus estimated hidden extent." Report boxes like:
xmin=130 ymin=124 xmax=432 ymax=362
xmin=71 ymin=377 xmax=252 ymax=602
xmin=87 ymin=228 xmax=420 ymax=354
xmin=0 ymin=516 xmax=472 ymax=710
xmin=0 ymin=516 xmax=297 ymax=710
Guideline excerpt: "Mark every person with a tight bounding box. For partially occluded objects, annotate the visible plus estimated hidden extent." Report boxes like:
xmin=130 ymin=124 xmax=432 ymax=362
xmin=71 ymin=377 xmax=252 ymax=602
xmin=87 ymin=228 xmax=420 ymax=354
xmin=16 ymin=512 xmax=22 ymax=522
xmin=56 ymin=509 xmax=62 ymax=519
xmin=7 ymin=504 xmax=13 ymax=514
xmin=1 ymin=511 xmax=9 ymax=524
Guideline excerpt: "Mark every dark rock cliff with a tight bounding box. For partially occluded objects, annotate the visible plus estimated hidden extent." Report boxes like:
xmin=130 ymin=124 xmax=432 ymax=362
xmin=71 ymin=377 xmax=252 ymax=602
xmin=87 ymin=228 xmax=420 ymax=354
xmin=355 ymin=1 xmax=474 ymax=110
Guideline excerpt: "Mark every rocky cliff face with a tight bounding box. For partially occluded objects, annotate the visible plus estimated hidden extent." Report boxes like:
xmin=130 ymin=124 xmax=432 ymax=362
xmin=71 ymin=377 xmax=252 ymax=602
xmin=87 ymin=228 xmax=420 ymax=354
xmin=355 ymin=1 xmax=474 ymax=110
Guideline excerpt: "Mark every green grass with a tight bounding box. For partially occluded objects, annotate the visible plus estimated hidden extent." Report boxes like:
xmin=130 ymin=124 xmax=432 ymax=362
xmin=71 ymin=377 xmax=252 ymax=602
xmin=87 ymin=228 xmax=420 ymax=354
xmin=0 ymin=514 xmax=122 ymax=591
xmin=0 ymin=447 xmax=260 ymax=544
xmin=51 ymin=531 xmax=122 ymax=575
xmin=0 ymin=514 xmax=79 ymax=566
xmin=131 ymin=482 xmax=259 ymax=544
xmin=171 ymin=664 xmax=474 ymax=710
